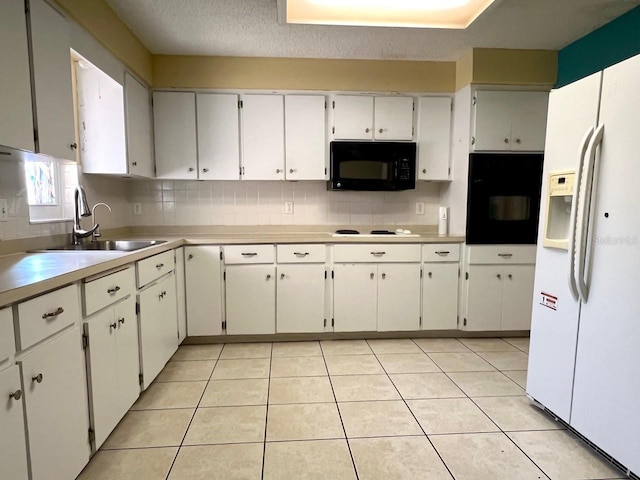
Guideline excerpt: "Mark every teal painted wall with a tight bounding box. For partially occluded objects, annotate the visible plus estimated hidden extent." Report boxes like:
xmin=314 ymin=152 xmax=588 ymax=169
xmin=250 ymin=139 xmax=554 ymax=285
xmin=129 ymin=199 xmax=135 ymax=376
xmin=557 ymin=6 xmax=640 ymax=87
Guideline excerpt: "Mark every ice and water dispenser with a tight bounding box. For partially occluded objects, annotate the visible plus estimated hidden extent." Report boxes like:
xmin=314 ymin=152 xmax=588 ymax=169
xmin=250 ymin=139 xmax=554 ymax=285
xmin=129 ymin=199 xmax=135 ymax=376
xmin=543 ymin=171 xmax=576 ymax=249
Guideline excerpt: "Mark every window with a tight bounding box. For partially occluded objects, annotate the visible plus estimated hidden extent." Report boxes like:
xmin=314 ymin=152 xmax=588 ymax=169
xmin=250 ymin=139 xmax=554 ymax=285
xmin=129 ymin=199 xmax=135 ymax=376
xmin=24 ymin=158 xmax=78 ymax=223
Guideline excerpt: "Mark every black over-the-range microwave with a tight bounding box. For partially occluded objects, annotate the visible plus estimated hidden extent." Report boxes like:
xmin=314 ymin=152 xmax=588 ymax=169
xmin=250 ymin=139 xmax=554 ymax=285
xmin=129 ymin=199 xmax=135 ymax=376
xmin=328 ymin=141 xmax=417 ymax=191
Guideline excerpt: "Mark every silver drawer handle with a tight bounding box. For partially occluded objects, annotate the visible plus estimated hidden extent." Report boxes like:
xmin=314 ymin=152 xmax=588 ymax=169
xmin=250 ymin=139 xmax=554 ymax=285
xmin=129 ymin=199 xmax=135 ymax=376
xmin=498 ymin=253 xmax=513 ymax=258
xmin=42 ymin=307 xmax=64 ymax=319
xmin=370 ymin=251 xmax=386 ymax=256
xmin=435 ymin=251 xmax=450 ymax=256
xmin=294 ymin=252 xmax=309 ymax=257
xmin=107 ymin=286 xmax=121 ymax=295
xmin=9 ymin=389 xmax=22 ymax=400
xmin=242 ymin=252 xmax=258 ymax=257
xmin=155 ymin=263 xmax=165 ymax=269
xmin=32 ymin=373 xmax=43 ymax=384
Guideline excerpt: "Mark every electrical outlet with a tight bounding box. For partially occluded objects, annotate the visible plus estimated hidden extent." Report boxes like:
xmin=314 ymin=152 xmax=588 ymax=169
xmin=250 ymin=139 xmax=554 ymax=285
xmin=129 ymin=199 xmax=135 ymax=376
xmin=415 ymin=202 xmax=425 ymax=215
xmin=284 ymin=201 xmax=294 ymax=214
xmin=133 ymin=202 xmax=142 ymax=215
xmin=0 ymin=199 xmax=7 ymax=221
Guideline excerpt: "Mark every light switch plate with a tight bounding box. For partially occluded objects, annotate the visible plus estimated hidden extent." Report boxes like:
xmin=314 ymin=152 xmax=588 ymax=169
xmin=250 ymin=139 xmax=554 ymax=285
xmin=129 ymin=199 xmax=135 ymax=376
xmin=133 ymin=202 xmax=142 ymax=215
xmin=0 ymin=199 xmax=7 ymax=221
xmin=284 ymin=201 xmax=294 ymax=214
xmin=415 ymin=202 xmax=425 ymax=215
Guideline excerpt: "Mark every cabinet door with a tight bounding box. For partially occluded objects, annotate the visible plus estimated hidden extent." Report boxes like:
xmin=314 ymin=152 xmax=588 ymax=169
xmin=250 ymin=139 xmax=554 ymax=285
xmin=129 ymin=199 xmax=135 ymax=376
xmin=138 ymin=275 xmax=178 ymax=389
xmin=114 ymin=296 xmax=140 ymax=418
xmin=276 ymin=264 xmax=326 ymax=333
xmin=175 ymin=247 xmax=187 ymax=342
xmin=85 ymin=308 xmax=120 ymax=450
xmin=377 ymin=263 xmax=421 ymax=331
xmin=153 ymin=91 xmax=197 ymax=179
xmin=510 ymin=91 xmax=549 ymax=152
xmin=374 ymin=96 xmax=414 ymax=140
xmin=333 ymin=96 xmax=374 ymax=140
xmin=417 ymin=97 xmax=451 ymax=180
xmin=0 ymin=366 xmax=29 ymax=480
xmin=124 ymin=73 xmax=154 ymax=177
xmin=464 ymin=265 xmax=502 ymax=331
xmin=197 ymin=93 xmax=240 ymax=180
xmin=30 ymin=0 xmax=76 ymax=160
xmin=241 ymin=95 xmax=285 ymax=180
xmin=20 ymin=328 xmax=91 ymax=480
xmin=423 ymin=263 xmax=459 ymax=330
xmin=333 ymin=264 xmax=377 ymax=332
xmin=501 ymin=265 xmax=535 ymax=330
xmin=285 ymin=95 xmax=326 ymax=180
xmin=473 ymin=90 xmax=512 ymax=151
xmin=226 ymin=265 xmax=276 ymax=334
xmin=185 ymin=246 xmax=223 ymax=336
xmin=0 ymin=0 xmax=34 ymax=151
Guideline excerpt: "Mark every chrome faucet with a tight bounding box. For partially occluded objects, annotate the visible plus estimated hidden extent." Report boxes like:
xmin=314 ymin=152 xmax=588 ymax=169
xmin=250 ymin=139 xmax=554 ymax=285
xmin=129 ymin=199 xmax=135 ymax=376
xmin=91 ymin=202 xmax=112 ymax=241
xmin=72 ymin=185 xmax=98 ymax=245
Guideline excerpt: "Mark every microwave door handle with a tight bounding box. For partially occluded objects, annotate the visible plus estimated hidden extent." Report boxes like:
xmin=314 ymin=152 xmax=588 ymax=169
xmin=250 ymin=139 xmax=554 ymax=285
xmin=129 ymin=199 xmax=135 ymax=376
xmin=568 ymin=127 xmax=594 ymax=302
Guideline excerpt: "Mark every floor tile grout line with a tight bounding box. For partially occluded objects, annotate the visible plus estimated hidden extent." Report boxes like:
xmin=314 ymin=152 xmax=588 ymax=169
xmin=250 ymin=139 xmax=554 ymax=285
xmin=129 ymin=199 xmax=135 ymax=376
xmin=369 ymin=338 xmax=457 ymax=480
xmin=164 ymin=346 xmax=223 ymax=480
xmin=319 ymin=341 xmax=361 ymax=480
xmin=261 ymin=343 xmax=273 ymax=480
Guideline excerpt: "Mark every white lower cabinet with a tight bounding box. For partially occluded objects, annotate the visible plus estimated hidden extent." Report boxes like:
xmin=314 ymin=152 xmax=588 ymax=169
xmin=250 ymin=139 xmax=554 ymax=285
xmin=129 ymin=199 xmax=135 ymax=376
xmin=422 ymin=244 xmax=461 ymax=330
xmin=138 ymin=274 xmax=178 ymax=389
xmin=333 ymin=264 xmax=378 ymax=332
xmin=377 ymin=263 xmax=421 ymax=331
xmin=85 ymin=296 xmax=139 ymax=450
xmin=277 ymin=264 xmax=326 ymax=333
xmin=463 ymin=245 xmax=536 ymax=331
xmin=0 ymin=365 xmax=29 ymax=480
xmin=19 ymin=328 xmax=91 ymax=480
xmin=185 ymin=246 xmax=223 ymax=336
xmin=225 ymin=265 xmax=276 ymax=334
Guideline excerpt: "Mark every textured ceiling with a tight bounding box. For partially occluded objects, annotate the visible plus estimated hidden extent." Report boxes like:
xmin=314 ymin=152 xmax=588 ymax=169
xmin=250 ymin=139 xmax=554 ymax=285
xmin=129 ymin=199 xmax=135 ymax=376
xmin=104 ymin=0 xmax=640 ymax=61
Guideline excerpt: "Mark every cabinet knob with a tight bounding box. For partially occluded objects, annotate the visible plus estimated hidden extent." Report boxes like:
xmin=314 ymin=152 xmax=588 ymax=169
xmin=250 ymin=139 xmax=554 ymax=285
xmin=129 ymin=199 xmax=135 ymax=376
xmin=508 ymin=274 xmax=513 ymax=279
xmin=32 ymin=374 xmax=43 ymax=384
xmin=378 ymin=128 xmax=383 ymax=134
xmin=381 ymin=273 xmax=386 ymax=279
xmin=188 ymin=254 xmax=194 ymax=260
xmin=515 ymin=138 xmax=521 ymax=144
xmin=289 ymin=168 xmax=296 ymax=174
xmin=497 ymin=274 xmax=502 ymax=279
xmin=276 ymin=169 xmax=282 ymax=174
xmin=42 ymin=307 xmax=64 ymax=319
xmin=202 ymin=168 xmax=209 ymax=173
xmin=370 ymin=273 xmax=375 ymax=279
xmin=280 ymin=273 xmax=285 ymax=280
xmin=70 ymin=142 xmax=78 ymax=150
xmin=110 ymin=322 xmax=117 ymax=330
xmin=156 ymin=263 xmax=165 ymax=269
xmin=9 ymin=389 xmax=22 ymax=400
xmin=365 ymin=128 xmax=370 ymax=133
xmin=131 ymin=161 xmax=137 ymax=167
xmin=266 ymin=274 xmax=271 ymax=280
xmin=107 ymin=286 xmax=121 ymax=295
xmin=422 ymin=169 xmax=427 ymax=174
xmin=188 ymin=167 xmax=195 ymax=172
xmin=118 ymin=317 xmax=126 ymax=325
xmin=504 ymin=138 xmax=509 ymax=144
xmin=428 ymin=272 xmax=432 ymax=278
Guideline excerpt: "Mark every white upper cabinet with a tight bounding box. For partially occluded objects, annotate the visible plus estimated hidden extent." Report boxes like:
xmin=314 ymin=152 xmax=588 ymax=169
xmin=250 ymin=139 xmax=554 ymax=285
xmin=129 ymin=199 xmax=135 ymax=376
xmin=124 ymin=73 xmax=154 ymax=177
xmin=473 ymin=90 xmax=549 ymax=151
xmin=417 ymin=96 xmax=452 ymax=180
xmin=0 ymin=0 xmax=34 ymax=152
xmin=197 ymin=93 xmax=241 ymax=180
xmin=285 ymin=95 xmax=326 ymax=180
xmin=76 ymin=62 xmax=127 ymax=175
xmin=333 ymin=95 xmax=374 ymax=140
xmin=153 ymin=91 xmax=198 ymax=179
xmin=241 ymin=94 xmax=285 ymax=180
xmin=374 ymin=96 xmax=414 ymax=140
xmin=29 ymin=0 xmax=76 ymax=160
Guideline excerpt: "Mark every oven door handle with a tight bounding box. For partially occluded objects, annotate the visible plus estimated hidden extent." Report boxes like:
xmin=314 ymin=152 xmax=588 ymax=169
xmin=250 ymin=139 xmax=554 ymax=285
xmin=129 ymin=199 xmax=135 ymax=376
xmin=568 ymin=126 xmax=594 ymax=302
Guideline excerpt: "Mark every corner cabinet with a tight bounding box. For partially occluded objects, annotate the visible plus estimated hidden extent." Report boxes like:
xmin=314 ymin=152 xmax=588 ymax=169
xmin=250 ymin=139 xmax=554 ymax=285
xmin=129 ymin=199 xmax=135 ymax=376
xmin=29 ymin=0 xmax=76 ymax=160
xmin=462 ymin=245 xmax=536 ymax=331
xmin=124 ymin=73 xmax=155 ymax=177
xmin=0 ymin=0 xmax=34 ymax=152
xmin=472 ymin=90 xmax=549 ymax=152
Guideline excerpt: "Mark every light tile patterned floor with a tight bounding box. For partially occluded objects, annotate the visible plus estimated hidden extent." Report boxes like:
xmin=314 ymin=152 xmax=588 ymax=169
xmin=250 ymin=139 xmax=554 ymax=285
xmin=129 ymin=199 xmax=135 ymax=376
xmin=77 ymin=337 xmax=626 ymax=480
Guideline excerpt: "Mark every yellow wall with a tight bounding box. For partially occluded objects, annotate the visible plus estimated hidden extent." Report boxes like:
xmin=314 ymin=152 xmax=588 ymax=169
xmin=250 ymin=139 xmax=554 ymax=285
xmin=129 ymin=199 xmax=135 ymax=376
xmin=471 ymin=48 xmax=558 ymax=87
xmin=455 ymin=49 xmax=474 ymax=91
xmin=54 ymin=0 xmax=153 ymax=84
xmin=153 ymin=56 xmax=456 ymax=92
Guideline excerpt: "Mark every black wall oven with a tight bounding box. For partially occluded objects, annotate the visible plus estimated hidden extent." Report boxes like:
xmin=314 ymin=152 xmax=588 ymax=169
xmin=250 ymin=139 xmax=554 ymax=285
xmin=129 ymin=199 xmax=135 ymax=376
xmin=466 ymin=153 xmax=544 ymax=244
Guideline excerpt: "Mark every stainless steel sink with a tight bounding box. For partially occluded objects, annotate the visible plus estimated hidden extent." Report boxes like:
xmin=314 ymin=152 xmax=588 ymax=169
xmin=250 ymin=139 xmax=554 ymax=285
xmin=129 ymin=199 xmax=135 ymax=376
xmin=42 ymin=240 xmax=166 ymax=252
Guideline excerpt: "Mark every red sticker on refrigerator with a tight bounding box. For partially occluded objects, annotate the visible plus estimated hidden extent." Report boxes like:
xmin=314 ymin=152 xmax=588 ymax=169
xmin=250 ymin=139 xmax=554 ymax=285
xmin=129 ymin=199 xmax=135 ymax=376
xmin=540 ymin=292 xmax=558 ymax=310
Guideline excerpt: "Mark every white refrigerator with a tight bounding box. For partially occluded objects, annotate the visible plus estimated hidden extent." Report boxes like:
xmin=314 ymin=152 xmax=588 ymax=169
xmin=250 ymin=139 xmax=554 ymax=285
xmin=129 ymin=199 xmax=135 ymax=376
xmin=528 ymin=52 xmax=640 ymax=476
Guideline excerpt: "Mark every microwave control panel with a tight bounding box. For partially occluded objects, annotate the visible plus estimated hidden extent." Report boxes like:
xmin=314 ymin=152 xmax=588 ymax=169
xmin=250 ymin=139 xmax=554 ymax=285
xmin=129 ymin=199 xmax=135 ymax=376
xmin=549 ymin=171 xmax=575 ymax=196
xmin=398 ymin=159 xmax=413 ymax=180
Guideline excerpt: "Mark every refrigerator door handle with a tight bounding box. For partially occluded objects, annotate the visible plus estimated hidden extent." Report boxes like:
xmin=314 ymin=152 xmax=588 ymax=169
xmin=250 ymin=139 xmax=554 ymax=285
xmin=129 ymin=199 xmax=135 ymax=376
xmin=569 ymin=127 xmax=594 ymax=301
xmin=576 ymin=124 xmax=605 ymax=303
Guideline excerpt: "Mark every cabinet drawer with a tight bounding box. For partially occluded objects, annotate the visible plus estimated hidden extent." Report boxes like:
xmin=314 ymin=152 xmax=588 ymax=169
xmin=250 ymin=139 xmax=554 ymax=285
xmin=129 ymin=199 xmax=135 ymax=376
xmin=277 ymin=244 xmax=326 ymax=263
xmin=84 ymin=267 xmax=136 ymax=316
xmin=137 ymin=250 xmax=175 ymax=288
xmin=422 ymin=244 xmax=461 ymax=263
xmin=333 ymin=244 xmax=421 ymax=263
xmin=467 ymin=245 xmax=537 ymax=265
xmin=224 ymin=245 xmax=275 ymax=264
xmin=0 ymin=307 xmax=15 ymax=362
xmin=16 ymin=284 xmax=80 ymax=350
